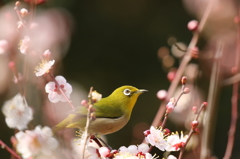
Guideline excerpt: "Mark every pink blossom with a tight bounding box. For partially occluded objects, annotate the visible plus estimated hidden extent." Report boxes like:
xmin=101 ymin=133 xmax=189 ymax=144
xmin=45 ymin=76 xmax=72 ymax=103
xmin=0 ymin=39 xmax=8 ymax=54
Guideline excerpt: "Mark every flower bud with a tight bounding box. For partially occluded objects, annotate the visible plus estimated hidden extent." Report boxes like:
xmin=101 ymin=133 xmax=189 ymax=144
xmin=187 ymin=20 xmax=198 ymax=31
xmin=90 ymin=112 xmax=96 ymax=120
xmin=166 ymin=101 xmax=174 ymax=113
xmin=192 ymin=106 xmax=198 ymax=114
xmin=167 ymin=70 xmax=176 ymax=82
xmin=8 ymin=61 xmax=16 ymax=72
xmin=156 ymin=90 xmax=167 ymax=100
xmin=43 ymin=49 xmax=51 ymax=60
xmin=181 ymin=76 xmax=187 ymax=85
xmin=202 ymin=102 xmax=208 ymax=108
xmin=191 ymin=120 xmax=199 ymax=129
xmin=92 ymin=90 xmax=102 ymax=103
xmin=194 ymin=128 xmax=200 ymax=134
xmin=183 ymin=87 xmax=190 ymax=94
xmin=81 ymin=100 xmax=88 ymax=107
xmin=143 ymin=129 xmax=150 ymax=137
xmin=20 ymin=8 xmax=28 ymax=17
xmin=15 ymin=1 xmax=20 ymax=7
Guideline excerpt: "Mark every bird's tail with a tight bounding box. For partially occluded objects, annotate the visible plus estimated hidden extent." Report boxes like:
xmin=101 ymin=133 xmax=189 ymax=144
xmin=52 ymin=114 xmax=76 ymax=134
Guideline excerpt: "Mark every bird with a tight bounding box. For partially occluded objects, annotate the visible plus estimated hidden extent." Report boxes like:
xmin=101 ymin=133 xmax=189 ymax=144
xmin=52 ymin=85 xmax=147 ymax=135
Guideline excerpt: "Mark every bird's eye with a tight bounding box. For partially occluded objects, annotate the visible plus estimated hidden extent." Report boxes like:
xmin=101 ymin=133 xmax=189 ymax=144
xmin=123 ymin=89 xmax=131 ymax=96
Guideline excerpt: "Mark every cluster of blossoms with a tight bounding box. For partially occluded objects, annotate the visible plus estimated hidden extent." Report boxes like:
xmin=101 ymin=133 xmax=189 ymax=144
xmin=15 ymin=126 xmax=58 ymax=158
xmin=86 ymin=143 xmax=160 ymax=159
xmin=0 ymin=0 xmax=212 ymax=158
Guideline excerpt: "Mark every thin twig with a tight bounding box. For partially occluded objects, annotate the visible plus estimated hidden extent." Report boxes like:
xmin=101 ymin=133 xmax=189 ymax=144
xmin=223 ymin=8 xmax=240 ymax=159
xmin=200 ymin=42 xmax=223 ymax=159
xmin=81 ymin=87 xmax=94 ymax=159
xmin=161 ymin=91 xmax=185 ymax=128
xmin=0 ymin=140 xmax=22 ymax=159
xmin=178 ymin=102 xmax=207 ymax=159
xmin=149 ymin=0 xmax=215 ymax=132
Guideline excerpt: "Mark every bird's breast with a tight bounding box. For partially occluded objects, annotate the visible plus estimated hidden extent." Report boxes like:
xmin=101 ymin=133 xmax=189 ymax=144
xmin=88 ymin=115 xmax=130 ymax=135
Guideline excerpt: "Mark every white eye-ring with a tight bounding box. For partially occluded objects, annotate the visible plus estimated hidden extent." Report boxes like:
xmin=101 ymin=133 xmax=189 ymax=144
xmin=123 ymin=89 xmax=131 ymax=96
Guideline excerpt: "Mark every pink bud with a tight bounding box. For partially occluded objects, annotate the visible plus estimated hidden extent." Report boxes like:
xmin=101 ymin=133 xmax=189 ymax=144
xmin=187 ymin=20 xmax=198 ymax=31
xmin=43 ymin=49 xmax=51 ymax=59
xmin=156 ymin=90 xmax=167 ymax=100
xmin=166 ymin=102 xmax=174 ymax=113
xmin=191 ymin=120 xmax=199 ymax=129
xmin=20 ymin=8 xmax=28 ymax=17
xmin=181 ymin=76 xmax=187 ymax=85
xmin=194 ymin=128 xmax=200 ymax=134
xmin=143 ymin=129 xmax=150 ymax=137
xmin=167 ymin=71 xmax=176 ymax=82
xmin=99 ymin=147 xmax=110 ymax=158
xmin=202 ymin=102 xmax=208 ymax=108
xmin=8 ymin=61 xmax=16 ymax=71
xmin=192 ymin=106 xmax=198 ymax=114
xmin=15 ymin=1 xmax=20 ymax=7
xmin=81 ymin=100 xmax=88 ymax=107
xmin=183 ymin=87 xmax=190 ymax=94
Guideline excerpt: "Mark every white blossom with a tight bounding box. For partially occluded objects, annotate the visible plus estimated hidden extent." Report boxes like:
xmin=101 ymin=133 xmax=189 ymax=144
xmin=35 ymin=59 xmax=55 ymax=77
xmin=145 ymin=126 xmax=167 ymax=151
xmin=20 ymin=36 xmax=30 ymax=54
xmin=45 ymin=75 xmax=72 ymax=103
xmin=165 ymin=131 xmax=188 ymax=151
xmin=15 ymin=125 xmax=58 ymax=159
xmin=2 ymin=93 xmax=33 ymax=130
xmin=114 ymin=143 xmax=155 ymax=159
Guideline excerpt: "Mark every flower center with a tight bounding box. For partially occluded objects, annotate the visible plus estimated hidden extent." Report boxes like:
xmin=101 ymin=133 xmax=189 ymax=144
xmin=173 ymin=142 xmax=185 ymax=150
xmin=54 ymin=84 xmax=65 ymax=95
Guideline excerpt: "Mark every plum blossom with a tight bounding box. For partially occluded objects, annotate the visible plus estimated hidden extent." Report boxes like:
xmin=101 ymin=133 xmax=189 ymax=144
xmin=15 ymin=125 xmax=58 ymax=159
xmin=165 ymin=131 xmax=188 ymax=151
xmin=45 ymin=75 xmax=72 ymax=103
xmin=92 ymin=90 xmax=102 ymax=103
xmin=2 ymin=93 xmax=33 ymax=130
xmin=167 ymin=155 xmax=177 ymax=159
xmin=19 ymin=36 xmax=30 ymax=54
xmin=0 ymin=39 xmax=8 ymax=54
xmin=114 ymin=143 xmax=155 ymax=159
xmin=145 ymin=126 xmax=167 ymax=151
xmin=35 ymin=59 xmax=55 ymax=76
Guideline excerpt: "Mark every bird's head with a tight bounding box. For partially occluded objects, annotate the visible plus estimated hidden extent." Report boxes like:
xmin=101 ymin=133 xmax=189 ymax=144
xmin=109 ymin=85 xmax=147 ymax=116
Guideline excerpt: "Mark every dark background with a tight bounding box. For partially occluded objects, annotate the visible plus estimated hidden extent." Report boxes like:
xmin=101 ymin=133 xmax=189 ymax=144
xmin=1 ymin=0 xmax=240 ymax=158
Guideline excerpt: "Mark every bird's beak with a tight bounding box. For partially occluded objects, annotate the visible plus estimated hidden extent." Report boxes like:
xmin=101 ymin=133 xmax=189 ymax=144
xmin=136 ymin=89 xmax=148 ymax=94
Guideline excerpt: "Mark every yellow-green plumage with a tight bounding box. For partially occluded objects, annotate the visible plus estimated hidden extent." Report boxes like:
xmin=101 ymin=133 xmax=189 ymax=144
xmin=52 ymin=85 xmax=147 ymax=135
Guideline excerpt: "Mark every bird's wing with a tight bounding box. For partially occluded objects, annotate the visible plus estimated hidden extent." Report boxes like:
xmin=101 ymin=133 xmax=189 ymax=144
xmin=93 ymin=98 xmax=124 ymax=118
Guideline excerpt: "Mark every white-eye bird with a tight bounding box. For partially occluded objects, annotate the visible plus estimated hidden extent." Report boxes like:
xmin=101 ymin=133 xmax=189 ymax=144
xmin=52 ymin=85 xmax=147 ymax=135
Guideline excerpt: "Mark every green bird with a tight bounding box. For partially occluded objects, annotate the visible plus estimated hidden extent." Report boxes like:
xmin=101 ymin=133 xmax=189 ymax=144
xmin=52 ymin=85 xmax=147 ymax=135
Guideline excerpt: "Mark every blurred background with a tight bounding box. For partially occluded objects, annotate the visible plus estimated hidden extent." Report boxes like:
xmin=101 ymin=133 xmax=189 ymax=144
xmin=0 ymin=0 xmax=240 ymax=158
